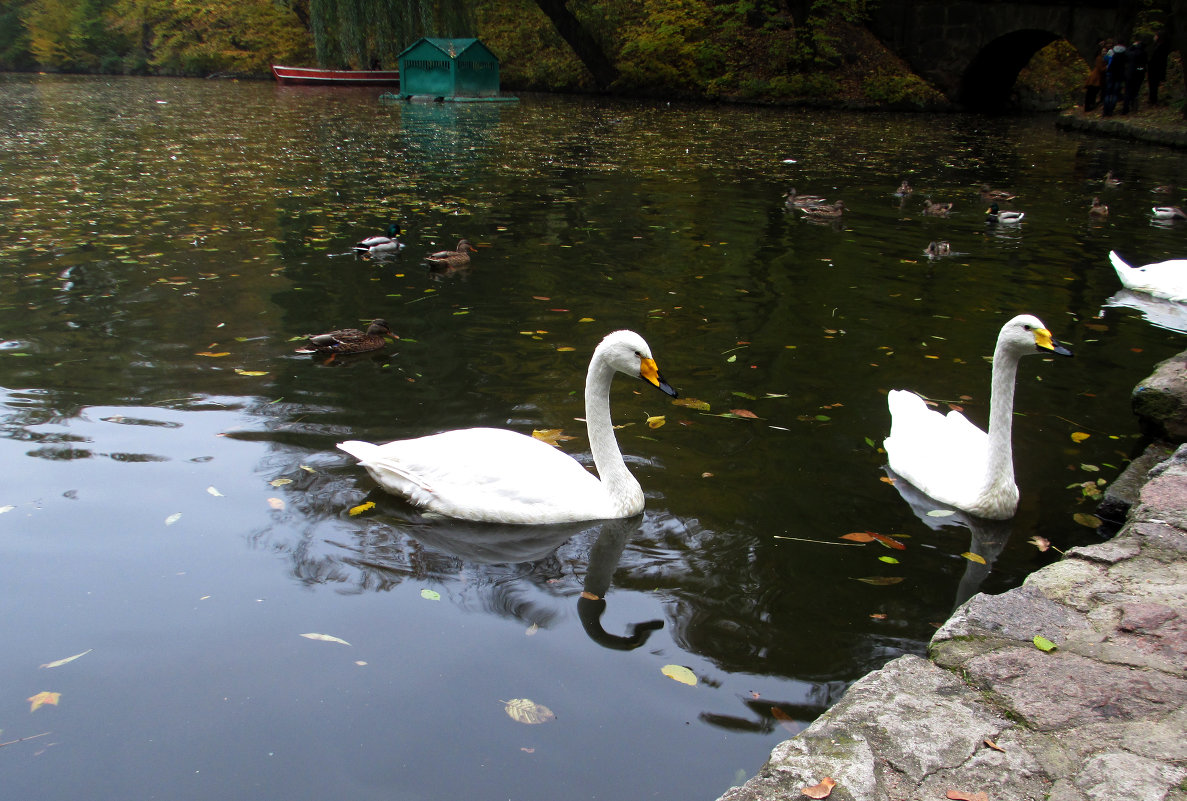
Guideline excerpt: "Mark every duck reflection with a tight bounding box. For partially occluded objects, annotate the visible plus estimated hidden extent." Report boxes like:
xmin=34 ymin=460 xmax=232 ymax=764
xmin=884 ymin=467 xmax=1013 ymax=611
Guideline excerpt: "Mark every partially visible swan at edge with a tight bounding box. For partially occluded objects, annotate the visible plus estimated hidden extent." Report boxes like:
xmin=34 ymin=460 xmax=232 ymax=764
xmin=338 ymin=330 xmax=678 ymax=524
xmin=1108 ymin=250 xmax=1187 ymax=303
xmin=884 ymin=314 xmax=1073 ymax=520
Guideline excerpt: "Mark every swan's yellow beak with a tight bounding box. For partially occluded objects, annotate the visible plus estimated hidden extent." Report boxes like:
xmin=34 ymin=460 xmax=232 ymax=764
xmin=639 ymin=356 xmax=678 ymax=398
xmin=1034 ymin=328 xmax=1073 ymax=357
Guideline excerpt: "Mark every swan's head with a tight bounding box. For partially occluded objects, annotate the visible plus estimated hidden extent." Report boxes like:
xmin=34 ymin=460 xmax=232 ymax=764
xmin=596 ymin=330 xmax=678 ymax=398
xmin=1000 ymin=315 xmax=1073 ymax=358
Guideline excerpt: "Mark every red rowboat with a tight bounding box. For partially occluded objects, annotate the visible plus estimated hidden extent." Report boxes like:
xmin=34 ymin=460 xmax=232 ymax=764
xmin=271 ymin=65 xmax=400 ymax=86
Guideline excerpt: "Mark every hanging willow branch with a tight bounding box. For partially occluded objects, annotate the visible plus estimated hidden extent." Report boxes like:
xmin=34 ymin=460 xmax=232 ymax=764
xmin=302 ymin=0 xmax=473 ymax=69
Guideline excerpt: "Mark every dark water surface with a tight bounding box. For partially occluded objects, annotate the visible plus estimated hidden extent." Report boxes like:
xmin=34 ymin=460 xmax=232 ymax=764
xmin=2 ymin=74 xmax=1185 ymax=800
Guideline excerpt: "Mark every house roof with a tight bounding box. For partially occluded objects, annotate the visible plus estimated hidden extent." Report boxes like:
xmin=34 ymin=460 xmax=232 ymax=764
xmin=398 ymin=37 xmax=495 ymax=61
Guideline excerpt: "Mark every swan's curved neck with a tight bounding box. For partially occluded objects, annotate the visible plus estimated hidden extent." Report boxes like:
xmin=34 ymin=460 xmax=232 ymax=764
xmin=585 ymin=354 xmax=640 ymax=505
xmin=984 ymin=340 xmax=1021 ymax=493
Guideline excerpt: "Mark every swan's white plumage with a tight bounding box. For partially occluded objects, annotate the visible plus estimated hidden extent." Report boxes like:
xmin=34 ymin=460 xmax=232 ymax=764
xmin=338 ymin=330 xmax=676 ymax=525
xmin=884 ymin=314 xmax=1072 ymax=520
xmin=1108 ymin=250 xmax=1187 ymax=303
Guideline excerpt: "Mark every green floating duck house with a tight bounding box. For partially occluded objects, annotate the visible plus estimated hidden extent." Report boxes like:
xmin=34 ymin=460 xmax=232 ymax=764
xmin=397 ymin=37 xmax=503 ymax=100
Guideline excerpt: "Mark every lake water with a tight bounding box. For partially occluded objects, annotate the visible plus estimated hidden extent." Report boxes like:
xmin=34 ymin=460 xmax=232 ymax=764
xmin=2 ymin=74 xmax=1185 ymax=801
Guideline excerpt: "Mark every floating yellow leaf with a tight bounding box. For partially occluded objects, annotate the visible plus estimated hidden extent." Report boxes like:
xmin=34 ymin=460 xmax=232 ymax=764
xmin=40 ymin=649 xmax=92 ymax=669
xmin=556 ymin=346 xmax=576 ymax=352
xmin=672 ymin=397 xmax=710 ymax=411
xmin=267 ymin=497 xmax=285 ymax=510
xmin=1073 ymin=512 xmax=1101 ymax=529
xmin=348 ymin=501 xmax=375 ymax=516
xmin=532 ymin=428 xmax=577 ymax=447
xmin=503 ymin=698 xmax=556 ymax=724
xmin=28 ymin=691 xmax=60 ymax=712
xmin=961 ymin=552 xmax=987 ymax=564
xmin=578 ymin=317 xmax=595 ymax=323
xmin=1070 ymin=431 xmax=1090 ymax=443
xmin=164 ymin=512 xmax=182 ymax=526
xmin=234 ymin=369 xmax=269 ymax=376
xmin=421 ymin=589 xmax=441 ymax=601
xmin=300 ymin=633 xmax=351 ymax=646
xmin=299 ymin=465 xmax=316 ymax=473
xmin=646 ymin=415 xmax=666 ymax=429
xmin=195 ymin=351 xmax=230 ymax=357
xmin=269 ymin=478 xmax=293 ymax=487
xmin=661 ymin=664 xmax=697 ymax=686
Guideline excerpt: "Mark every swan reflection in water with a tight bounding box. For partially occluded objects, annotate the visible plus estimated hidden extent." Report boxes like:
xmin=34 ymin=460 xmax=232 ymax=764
xmin=1102 ymin=289 xmax=1187 ymax=335
xmin=883 ymin=467 xmax=1014 ymax=612
xmin=357 ymin=497 xmax=663 ymax=651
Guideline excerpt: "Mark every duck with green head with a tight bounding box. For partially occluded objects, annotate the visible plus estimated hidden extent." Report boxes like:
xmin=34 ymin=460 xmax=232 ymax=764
xmin=355 ymin=224 xmax=404 ymax=255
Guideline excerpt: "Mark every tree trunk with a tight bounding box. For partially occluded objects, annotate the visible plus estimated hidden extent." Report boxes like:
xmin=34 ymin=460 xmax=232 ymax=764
xmin=532 ymin=0 xmax=617 ymax=90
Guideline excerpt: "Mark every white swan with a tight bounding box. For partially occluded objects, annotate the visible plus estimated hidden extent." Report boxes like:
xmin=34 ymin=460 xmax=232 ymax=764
xmin=337 ymin=330 xmax=677 ymax=524
xmin=884 ymin=314 xmax=1073 ymax=520
xmin=1108 ymin=251 xmax=1187 ymax=303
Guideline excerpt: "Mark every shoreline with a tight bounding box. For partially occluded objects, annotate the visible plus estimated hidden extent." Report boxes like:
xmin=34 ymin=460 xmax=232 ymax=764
xmin=715 ymin=350 xmax=1187 ymax=801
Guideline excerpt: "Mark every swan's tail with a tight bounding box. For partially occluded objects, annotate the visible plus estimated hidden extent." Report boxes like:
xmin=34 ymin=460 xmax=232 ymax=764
xmin=337 ymin=440 xmax=383 ymax=462
xmin=1108 ymin=250 xmax=1131 ymax=272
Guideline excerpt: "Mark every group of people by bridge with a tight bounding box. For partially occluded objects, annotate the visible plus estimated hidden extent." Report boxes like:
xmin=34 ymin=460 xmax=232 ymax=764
xmin=1083 ymin=32 xmax=1172 ymax=116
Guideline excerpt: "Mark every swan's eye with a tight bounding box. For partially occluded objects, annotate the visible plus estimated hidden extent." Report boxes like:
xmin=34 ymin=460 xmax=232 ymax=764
xmin=1022 ymin=324 xmax=1032 ymax=331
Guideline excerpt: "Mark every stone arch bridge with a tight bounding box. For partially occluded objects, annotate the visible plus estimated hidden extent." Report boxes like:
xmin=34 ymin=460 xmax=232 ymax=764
xmin=867 ymin=0 xmax=1133 ymax=110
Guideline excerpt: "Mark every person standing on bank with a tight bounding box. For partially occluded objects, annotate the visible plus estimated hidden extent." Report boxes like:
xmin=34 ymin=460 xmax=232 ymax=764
xmin=1102 ymin=43 xmax=1127 ymax=117
xmin=1123 ymin=38 xmax=1147 ymax=114
xmin=1148 ymin=31 xmax=1171 ymax=106
xmin=1084 ymin=40 xmax=1108 ymax=112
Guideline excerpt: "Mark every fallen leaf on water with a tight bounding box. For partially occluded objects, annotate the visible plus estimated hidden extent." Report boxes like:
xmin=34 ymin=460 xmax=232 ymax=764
xmin=880 ymin=476 xmax=896 ymax=485
xmin=841 ymin=532 xmax=876 ymax=543
xmin=871 ymin=533 xmax=907 ymax=550
xmin=878 ymin=556 xmax=899 ymax=564
xmin=1071 ymin=431 xmax=1090 ymax=443
xmin=0 ymin=505 xmax=14 ymax=514
xmin=503 ymin=698 xmax=556 ymax=724
xmin=525 ymin=623 xmax=539 ymax=636
xmin=421 ymin=589 xmax=441 ymax=601
xmin=730 ymin=409 xmax=759 ymax=419
xmin=27 ymin=691 xmax=61 ymax=712
xmin=578 ymin=317 xmax=595 ymax=323
xmin=770 ymin=706 xmax=798 ymax=733
xmin=269 ymin=478 xmax=293 ymax=487
xmin=1029 ymin=535 xmax=1052 ymax=552
xmin=348 ymin=501 xmax=375 ymax=516
xmin=234 ymin=369 xmax=269 ymax=376
xmin=267 ymin=497 xmax=285 ymax=510
xmin=532 ymin=428 xmax=577 ymax=447
xmin=207 ymin=486 xmax=223 ymax=497
xmin=646 ymin=415 xmax=666 ymax=429
xmin=961 ymin=552 xmax=987 ymax=564
xmin=946 ymin=791 xmax=989 ymax=801
xmin=661 ymin=664 xmax=698 ymax=686
xmin=301 ymin=633 xmax=351 ymax=646
xmin=1073 ymin=513 xmax=1101 ymax=529
xmin=672 ymin=397 xmax=710 ymax=411
xmin=855 ymin=576 xmax=904 ymax=586
xmin=40 ymin=649 xmax=92 ymax=669
xmin=195 ymin=351 xmax=230 ymax=358
xmin=556 ymin=346 xmax=576 ymax=352
xmin=299 ymin=465 xmax=316 ymax=473
xmin=164 ymin=513 xmax=182 ymax=526
xmin=801 ymin=777 xmax=836 ymax=799
xmin=581 ymin=591 xmax=600 ymax=600
xmin=1033 ymin=635 xmax=1058 ymax=652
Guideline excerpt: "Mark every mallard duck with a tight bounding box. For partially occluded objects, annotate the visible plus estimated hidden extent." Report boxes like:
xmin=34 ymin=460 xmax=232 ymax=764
xmin=986 ymin=203 xmax=1024 ymax=224
xmin=1104 ymin=170 xmax=1122 ymax=188
xmin=354 ymin=223 xmax=404 ymax=254
xmin=1108 ymin=251 xmax=1187 ymax=303
xmin=337 ymin=330 xmax=678 ymax=524
xmin=784 ymin=187 xmax=827 ymax=208
xmin=884 ymin=314 xmax=1073 ymax=519
xmin=980 ymin=184 xmax=1016 ymax=202
xmin=925 ymin=241 xmax=952 ymax=258
xmin=800 ymin=200 xmax=845 ymax=219
xmin=1151 ymin=206 xmax=1187 ymax=220
xmin=922 ymin=199 xmax=953 ymax=216
xmin=1089 ymin=197 xmax=1109 ymax=217
xmin=895 ymin=180 xmax=913 ymax=197
xmin=295 ymin=319 xmax=395 ymax=356
xmin=426 ymin=239 xmax=476 ymax=269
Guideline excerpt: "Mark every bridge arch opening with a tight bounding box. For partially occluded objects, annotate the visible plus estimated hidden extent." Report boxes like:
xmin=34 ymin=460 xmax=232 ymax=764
xmin=960 ymin=29 xmax=1064 ymax=112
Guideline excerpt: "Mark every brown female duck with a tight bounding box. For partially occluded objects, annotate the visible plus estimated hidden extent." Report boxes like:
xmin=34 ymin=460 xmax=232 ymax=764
xmin=296 ymin=319 xmax=395 ymax=356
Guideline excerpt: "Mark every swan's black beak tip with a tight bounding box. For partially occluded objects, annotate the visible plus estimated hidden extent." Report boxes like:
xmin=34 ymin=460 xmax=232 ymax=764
xmin=656 ymin=375 xmax=678 ymax=398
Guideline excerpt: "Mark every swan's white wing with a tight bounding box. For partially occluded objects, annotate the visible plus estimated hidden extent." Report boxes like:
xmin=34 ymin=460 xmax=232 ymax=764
xmin=1109 ymin=251 xmax=1187 ymax=302
xmin=884 ymin=390 xmax=990 ymax=510
xmin=339 ymin=428 xmax=615 ymax=524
